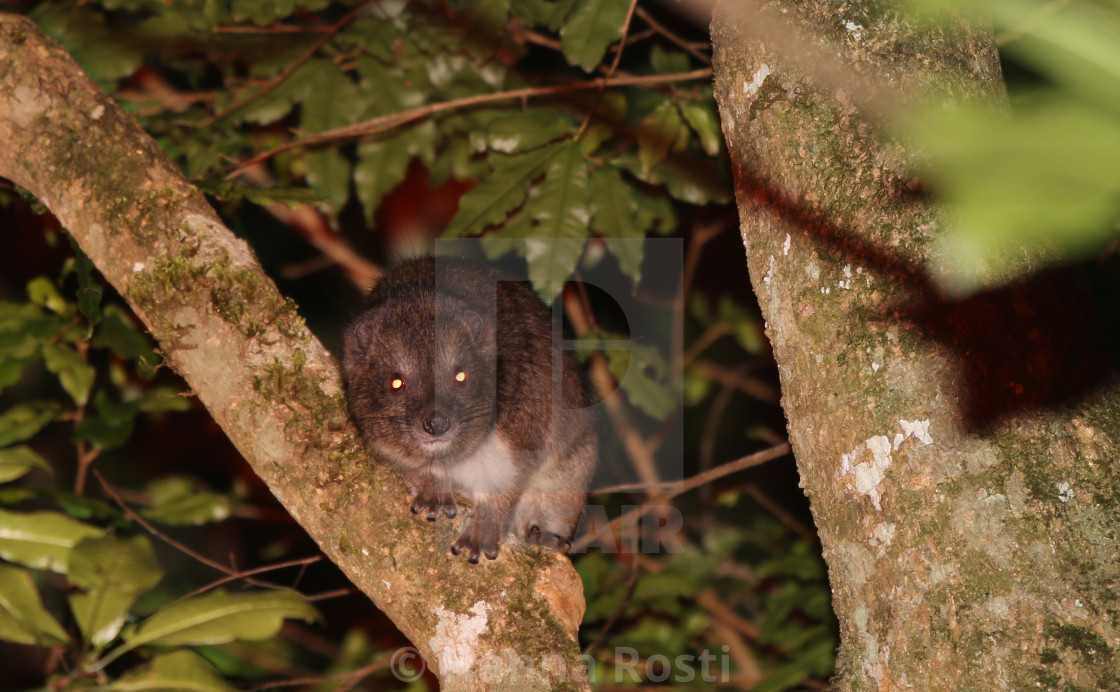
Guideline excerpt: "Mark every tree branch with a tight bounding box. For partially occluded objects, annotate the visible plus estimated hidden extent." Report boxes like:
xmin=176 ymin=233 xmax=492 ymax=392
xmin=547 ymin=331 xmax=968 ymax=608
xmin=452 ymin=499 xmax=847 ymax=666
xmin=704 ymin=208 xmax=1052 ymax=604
xmin=0 ymin=15 xmax=588 ymax=691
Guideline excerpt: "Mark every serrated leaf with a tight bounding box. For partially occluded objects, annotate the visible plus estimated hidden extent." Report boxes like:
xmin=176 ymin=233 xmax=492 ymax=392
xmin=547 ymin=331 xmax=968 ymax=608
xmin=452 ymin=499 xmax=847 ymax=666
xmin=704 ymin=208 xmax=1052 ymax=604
xmin=0 ymin=563 xmax=70 ymax=646
xmin=355 ymin=138 xmax=414 ymax=227
xmin=443 ymin=145 xmax=561 ymax=237
xmin=590 ymin=167 xmax=643 ymax=285
xmin=0 ymin=402 xmax=62 ymax=447
xmin=614 ymin=152 xmax=730 ymax=205
xmin=530 ymin=142 xmax=590 ymax=240
xmin=32 ymin=4 xmax=143 ymax=89
xmin=0 ymin=508 xmax=103 ymax=573
xmin=525 ymin=237 xmax=586 ymax=301
xmin=478 ymin=114 xmax=574 ymax=154
xmin=114 ymin=589 xmax=319 ymax=658
xmin=42 ymin=343 xmax=96 ymax=407
xmin=681 ymin=101 xmax=723 ymax=156
xmin=0 ymin=446 xmax=52 ymax=484
xmin=99 ymin=650 xmax=238 ymax=692
xmin=69 ymin=534 xmax=164 ymax=649
xmin=560 ymin=0 xmax=630 ymax=72
xmin=639 ymin=101 xmax=685 ymax=172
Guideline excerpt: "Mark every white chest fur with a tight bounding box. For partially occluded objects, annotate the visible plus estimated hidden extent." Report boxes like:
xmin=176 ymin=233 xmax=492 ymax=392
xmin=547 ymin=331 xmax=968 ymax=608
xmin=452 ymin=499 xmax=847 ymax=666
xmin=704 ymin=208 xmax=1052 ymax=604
xmin=434 ymin=430 xmax=522 ymax=495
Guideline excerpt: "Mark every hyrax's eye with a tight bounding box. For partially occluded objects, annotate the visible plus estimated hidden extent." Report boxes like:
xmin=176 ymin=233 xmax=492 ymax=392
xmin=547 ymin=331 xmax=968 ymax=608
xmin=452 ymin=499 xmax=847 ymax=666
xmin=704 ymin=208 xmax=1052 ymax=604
xmin=390 ymin=376 xmax=405 ymax=391
xmin=454 ymin=370 xmax=467 ymax=384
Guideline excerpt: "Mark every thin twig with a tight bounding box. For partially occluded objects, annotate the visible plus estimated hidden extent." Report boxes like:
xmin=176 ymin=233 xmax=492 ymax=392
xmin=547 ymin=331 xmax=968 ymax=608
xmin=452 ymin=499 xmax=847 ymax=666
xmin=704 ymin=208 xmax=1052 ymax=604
xmin=583 ymin=556 xmax=641 ymax=657
xmin=575 ymin=442 xmax=791 ymax=552
xmin=249 ymin=652 xmax=393 ymax=691
xmin=635 ymin=6 xmax=712 ymax=65
xmin=93 ymin=469 xmax=290 ymax=589
xmin=218 ymin=68 xmax=713 ymax=179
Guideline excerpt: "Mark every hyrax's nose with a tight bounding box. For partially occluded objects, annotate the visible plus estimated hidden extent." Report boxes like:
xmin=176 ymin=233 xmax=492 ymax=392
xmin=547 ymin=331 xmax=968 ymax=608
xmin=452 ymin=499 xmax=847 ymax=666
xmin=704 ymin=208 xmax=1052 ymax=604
xmin=423 ymin=411 xmax=451 ymax=436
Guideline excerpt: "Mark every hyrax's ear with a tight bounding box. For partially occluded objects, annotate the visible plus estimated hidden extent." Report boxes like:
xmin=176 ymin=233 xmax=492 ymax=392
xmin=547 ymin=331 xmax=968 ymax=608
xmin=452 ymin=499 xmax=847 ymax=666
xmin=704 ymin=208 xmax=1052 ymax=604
xmin=341 ymin=316 xmax=375 ymax=374
xmin=462 ymin=310 xmax=487 ymax=341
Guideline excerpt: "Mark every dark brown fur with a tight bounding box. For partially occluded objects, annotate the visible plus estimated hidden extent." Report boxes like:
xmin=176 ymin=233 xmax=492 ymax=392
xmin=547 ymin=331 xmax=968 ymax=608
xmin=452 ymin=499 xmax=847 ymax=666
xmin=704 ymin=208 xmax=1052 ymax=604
xmin=342 ymin=257 xmax=597 ymax=563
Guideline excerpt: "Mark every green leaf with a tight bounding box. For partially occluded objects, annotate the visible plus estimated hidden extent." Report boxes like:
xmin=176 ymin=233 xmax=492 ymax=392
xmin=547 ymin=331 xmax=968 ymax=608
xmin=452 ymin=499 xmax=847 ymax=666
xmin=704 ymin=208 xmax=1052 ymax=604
xmin=639 ymin=101 xmax=685 ymax=173
xmin=98 ymin=650 xmax=238 ymax=692
xmin=32 ymin=4 xmax=144 ymax=89
xmin=71 ymin=240 xmax=103 ymax=334
xmin=681 ymin=100 xmax=723 ymax=157
xmin=650 ymin=45 xmax=690 ymax=74
xmin=589 ymin=167 xmax=643 ymax=285
xmin=912 ymin=97 xmax=1120 ymax=291
xmin=0 ymin=446 xmax=52 ymax=484
xmin=92 ymin=304 xmax=157 ymax=365
xmin=141 ymin=476 xmax=232 ymax=526
xmin=475 ymin=114 xmax=574 ymax=154
xmin=0 ymin=508 xmax=103 ymax=573
xmin=560 ymin=0 xmax=630 ymax=72
xmin=355 ymin=138 xmax=414 ymax=227
xmin=75 ymin=392 xmax=140 ymax=451
xmin=530 ymin=142 xmax=590 ymax=241
xmin=0 ymin=402 xmax=62 ymax=447
xmin=0 ymin=563 xmax=70 ymax=646
xmin=43 ymin=343 xmax=96 ymax=407
xmin=111 ymin=589 xmax=319 ymax=661
xmin=605 ymin=344 xmax=677 ymax=419
xmin=513 ymin=0 xmax=579 ymax=31
xmin=69 ymin=534 xmax=164 ymax=649
xmin=27 ymin=277 xmax=72 ymax=316
xmin=443 ymin=145 xmax=561 ymax=237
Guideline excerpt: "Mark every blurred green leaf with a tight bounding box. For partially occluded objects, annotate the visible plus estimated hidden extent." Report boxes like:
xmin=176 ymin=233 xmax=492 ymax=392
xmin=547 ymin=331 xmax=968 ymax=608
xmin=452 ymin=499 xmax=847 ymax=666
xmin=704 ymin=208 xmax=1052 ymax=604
xmin=912 ymin=97 xmax=1120 ymax=291
xmin=0 ymin=402 xmax=63 ymax=447
xmin=639 ymin=101 xmax=685 ymax=173
xmin=92 ymin=304 xmax=157 ymax=365
xmin=75 ymin=393 xmax=139 ymax=451
xmin=0 ymin=563 xmax=70 ymax=646
xmin=560 ymin=0 xmax=630 ymax=72
xmin=69 ymin=534 xmax=164 ymax=649
xmin=43 ymin=343 xmax=96 ymax=407
xmin=141 ymin=476 xmax=232 ymax=526
xmin=27 ymin=277 xmax=72 ymax=316
xmin=651 ymin=45 xmax=691 ymax=74
xmin=0 ymin=508 xmax=103 ymax=573
xmin=681 ymin=99 xmax=723 ymax=157
xmin=71 ymin=240 xmax=103 ymax=335
xmin=0 ymin=446 xmax=52 ymax=484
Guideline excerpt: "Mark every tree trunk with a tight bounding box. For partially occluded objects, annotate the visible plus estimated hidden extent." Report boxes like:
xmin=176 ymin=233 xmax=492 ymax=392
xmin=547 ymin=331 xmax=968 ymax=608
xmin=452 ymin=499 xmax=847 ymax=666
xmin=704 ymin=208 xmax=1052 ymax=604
xmin=711 ymin=2 xmax=1120 ymax=689
xmin=0 ymin=15 xmax=588 ymax=691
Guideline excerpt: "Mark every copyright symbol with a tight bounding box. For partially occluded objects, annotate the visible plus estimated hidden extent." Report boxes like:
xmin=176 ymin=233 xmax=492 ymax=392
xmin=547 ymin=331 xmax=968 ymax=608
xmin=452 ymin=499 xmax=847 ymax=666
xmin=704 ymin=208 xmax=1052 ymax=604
xmin=390 ymin=646 xmax=426 ymax=682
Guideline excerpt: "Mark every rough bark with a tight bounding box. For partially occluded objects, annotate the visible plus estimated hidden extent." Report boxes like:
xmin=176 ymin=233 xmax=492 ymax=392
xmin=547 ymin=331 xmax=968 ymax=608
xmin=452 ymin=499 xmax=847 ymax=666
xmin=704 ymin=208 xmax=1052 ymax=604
xmin=0 ymin=15 xmax=589 ymax=691
xmin=712 ymin=2 xmax=1120 ymax=690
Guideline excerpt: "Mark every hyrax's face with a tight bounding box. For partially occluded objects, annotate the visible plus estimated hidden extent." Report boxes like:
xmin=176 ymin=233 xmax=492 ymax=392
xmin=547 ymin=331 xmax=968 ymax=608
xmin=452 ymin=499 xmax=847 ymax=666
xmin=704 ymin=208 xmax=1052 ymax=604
xmin=343 ymin=296 xmax=496 ymax=467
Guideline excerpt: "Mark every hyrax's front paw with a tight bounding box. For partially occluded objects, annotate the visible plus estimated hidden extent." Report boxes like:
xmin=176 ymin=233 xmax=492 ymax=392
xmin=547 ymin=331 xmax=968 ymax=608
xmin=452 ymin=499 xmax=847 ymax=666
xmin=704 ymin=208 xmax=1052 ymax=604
xmin=410 ymin=490 xmax=457 ymax=521
xmin=450 ymin=515 xmax=500 ymax=564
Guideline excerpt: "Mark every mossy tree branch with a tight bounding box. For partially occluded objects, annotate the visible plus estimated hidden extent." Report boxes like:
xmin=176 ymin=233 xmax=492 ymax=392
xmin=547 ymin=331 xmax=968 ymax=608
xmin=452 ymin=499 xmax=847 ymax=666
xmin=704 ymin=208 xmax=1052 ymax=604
xmin=0 ymin=15 xmax=587 ymax=691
